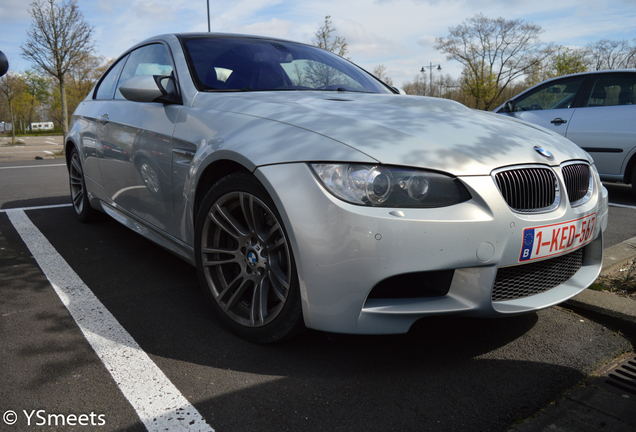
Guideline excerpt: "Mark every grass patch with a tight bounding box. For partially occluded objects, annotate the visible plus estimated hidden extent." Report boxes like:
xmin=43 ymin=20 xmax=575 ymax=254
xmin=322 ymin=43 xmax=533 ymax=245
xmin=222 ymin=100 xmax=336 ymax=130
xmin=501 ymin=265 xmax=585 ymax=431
xmin=593 ymin=244 xmax=636 ymax=300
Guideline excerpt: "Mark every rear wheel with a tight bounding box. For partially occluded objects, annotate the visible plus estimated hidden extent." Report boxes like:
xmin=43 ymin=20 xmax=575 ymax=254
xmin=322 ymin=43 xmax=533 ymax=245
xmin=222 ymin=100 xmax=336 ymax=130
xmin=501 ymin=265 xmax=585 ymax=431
xmin=631 ymin=166 xmax=636 ymax=192
xmin=69 ymin=147 xmax=98 ymax=222
xmin=194 ymin=172 xmax=304 ymax=342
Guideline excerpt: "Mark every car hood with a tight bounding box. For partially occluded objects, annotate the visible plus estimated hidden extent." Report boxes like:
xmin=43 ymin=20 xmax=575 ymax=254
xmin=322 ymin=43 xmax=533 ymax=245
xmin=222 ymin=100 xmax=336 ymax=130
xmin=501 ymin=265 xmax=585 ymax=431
xmin=193 ymin=91 xmax=591 ymax=176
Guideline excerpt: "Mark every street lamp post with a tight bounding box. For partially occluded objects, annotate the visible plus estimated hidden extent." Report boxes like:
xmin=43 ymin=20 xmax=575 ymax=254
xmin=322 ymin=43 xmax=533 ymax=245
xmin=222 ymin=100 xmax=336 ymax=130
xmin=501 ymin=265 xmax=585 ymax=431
xmin=420 ymin=63 xmax=441 ymax=96
xmin=207 ymin=0 xmax=211 ymax=32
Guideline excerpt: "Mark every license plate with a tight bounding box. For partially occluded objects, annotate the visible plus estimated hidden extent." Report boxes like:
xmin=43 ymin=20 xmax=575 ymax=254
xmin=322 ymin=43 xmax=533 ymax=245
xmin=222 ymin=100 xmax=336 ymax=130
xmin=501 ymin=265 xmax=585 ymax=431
xmin=519 ymin=213 xmax=596 ymax=262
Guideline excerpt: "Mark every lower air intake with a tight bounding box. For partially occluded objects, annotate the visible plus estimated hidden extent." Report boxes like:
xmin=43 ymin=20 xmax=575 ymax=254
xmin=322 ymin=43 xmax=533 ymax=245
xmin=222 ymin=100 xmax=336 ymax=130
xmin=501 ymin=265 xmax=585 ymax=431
xmin=492 ymin=249 xmax=584 ymax=302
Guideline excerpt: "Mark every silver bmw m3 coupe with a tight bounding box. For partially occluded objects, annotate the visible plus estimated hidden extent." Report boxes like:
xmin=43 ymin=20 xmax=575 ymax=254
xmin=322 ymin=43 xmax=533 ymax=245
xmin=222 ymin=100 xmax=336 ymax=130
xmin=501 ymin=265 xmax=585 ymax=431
xmin=67 ymin=33 xmax=609 ymax=342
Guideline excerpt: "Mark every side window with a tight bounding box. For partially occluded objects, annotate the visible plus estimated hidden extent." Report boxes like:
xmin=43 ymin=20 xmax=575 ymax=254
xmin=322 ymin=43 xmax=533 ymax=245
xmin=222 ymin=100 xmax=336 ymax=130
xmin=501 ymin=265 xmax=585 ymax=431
xmin=583 ymin=74 xmax=636 ymax=107
xmin=94 ymin=56 xmax=127 ymax=100
xmin=114 ymin=43 xmax=174 ymax=100
xmin=512 ymin=76 xmax=586 ymax=112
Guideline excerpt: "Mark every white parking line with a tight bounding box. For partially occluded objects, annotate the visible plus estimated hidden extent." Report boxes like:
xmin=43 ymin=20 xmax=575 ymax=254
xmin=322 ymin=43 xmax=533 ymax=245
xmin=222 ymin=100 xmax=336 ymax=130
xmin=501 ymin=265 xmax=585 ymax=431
xmin=0 ymin=150 xmax=56 ymax=154
xmin=0 ymin=164 xmax=66 ymax=170
xmin=0 ymin=203 xmax=72 ymax=213
xmin=6 ymin=209 xmax=214 ymax=432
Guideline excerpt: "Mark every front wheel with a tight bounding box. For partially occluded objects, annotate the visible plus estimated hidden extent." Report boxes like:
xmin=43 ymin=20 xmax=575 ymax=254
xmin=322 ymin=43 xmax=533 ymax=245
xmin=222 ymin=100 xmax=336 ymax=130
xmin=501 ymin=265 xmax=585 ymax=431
xmin=194 ymin=172 xmax=304 ymax=342
xmin=69 ymin=147 xmax=98 ymax=222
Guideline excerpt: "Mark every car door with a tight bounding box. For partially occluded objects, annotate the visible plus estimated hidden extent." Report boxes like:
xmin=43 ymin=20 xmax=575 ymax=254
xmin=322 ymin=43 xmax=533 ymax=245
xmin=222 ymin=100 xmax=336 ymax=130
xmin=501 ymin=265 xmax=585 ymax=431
xmin=502 ymin=75 xmax=588 ymax=137
xmin=74 ymin=56 xmax=127 ymax=185
xmin=97 ymin=43 xmax=180 ymax=236
xmin=565 ymin=72 xmax=636 ymax=180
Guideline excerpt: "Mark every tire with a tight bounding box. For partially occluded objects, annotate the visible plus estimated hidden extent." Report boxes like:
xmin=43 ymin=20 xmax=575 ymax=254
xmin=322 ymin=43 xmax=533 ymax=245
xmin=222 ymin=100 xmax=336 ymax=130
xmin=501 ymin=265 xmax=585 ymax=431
xmin=69 ymin=147 xmax=98 ymax=222
xmin=194 ymin=172 xmax=304 ymax=342
xmin=631 ymin=166 xmax=636 ymax=193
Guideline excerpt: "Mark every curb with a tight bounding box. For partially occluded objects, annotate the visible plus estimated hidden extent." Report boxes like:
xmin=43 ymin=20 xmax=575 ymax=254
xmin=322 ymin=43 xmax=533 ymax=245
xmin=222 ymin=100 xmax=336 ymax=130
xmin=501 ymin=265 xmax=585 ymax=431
xmin=601 ymin=235 xmax=636 ymax=276
xmin=564 ymin=235 xmax=636 ymax=332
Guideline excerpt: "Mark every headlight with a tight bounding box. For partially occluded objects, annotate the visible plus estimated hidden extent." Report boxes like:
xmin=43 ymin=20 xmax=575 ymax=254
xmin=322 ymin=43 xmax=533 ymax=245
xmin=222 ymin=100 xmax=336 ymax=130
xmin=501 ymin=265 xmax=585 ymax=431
xmin=310 ymin=163 xmax=471 ymax=207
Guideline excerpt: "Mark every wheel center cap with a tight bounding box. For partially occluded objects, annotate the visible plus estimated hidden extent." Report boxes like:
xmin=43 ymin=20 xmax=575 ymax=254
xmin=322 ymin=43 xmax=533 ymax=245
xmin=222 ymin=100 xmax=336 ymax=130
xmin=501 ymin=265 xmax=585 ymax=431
xmin=247 ymin=250 xmax=259 ymax=267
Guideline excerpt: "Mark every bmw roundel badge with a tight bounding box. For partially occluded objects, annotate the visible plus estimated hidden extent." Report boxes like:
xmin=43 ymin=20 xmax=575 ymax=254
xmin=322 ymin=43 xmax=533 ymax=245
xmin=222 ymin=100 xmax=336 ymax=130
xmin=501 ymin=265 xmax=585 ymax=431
xmin=247 ymin=251 xmax=257 ymax=266
xmin=533 ymin=146 xmax=554 ymax=160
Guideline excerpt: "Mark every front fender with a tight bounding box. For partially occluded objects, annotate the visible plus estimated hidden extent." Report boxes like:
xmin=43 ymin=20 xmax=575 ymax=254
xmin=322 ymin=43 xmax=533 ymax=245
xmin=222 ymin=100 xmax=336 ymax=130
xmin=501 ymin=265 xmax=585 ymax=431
xmin=171 ymin=106 xmax=377 ymax=247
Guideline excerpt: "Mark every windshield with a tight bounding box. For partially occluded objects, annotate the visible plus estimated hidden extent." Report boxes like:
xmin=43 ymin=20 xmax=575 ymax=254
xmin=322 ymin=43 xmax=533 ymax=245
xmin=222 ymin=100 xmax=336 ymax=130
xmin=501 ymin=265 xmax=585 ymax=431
xmin=180 ymin=36 xmax=393 ymax=94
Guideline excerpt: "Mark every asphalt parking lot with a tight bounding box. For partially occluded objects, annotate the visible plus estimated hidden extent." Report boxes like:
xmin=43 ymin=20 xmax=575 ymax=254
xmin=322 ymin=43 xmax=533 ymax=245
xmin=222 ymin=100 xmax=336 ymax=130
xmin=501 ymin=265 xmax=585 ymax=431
xmin=0 ymin=135 xmax=64 ymax=161
xmin=1 ymin=152 xmax=635 ymax=431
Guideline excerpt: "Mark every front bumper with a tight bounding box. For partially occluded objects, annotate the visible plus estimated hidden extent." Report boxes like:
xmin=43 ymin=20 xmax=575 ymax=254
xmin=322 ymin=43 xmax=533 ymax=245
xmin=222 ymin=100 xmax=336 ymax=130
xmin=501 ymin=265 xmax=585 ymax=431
xmin=257 ymin=163 xmax=609 ymax=334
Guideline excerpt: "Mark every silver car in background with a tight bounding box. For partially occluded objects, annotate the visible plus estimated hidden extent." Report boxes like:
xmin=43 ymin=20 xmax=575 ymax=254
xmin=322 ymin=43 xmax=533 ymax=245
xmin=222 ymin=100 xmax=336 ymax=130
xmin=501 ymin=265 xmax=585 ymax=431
xmin=67 ymin=33 xmax=608 ymax=342
xmin=495 ymin=70 xmax=636 ymax=191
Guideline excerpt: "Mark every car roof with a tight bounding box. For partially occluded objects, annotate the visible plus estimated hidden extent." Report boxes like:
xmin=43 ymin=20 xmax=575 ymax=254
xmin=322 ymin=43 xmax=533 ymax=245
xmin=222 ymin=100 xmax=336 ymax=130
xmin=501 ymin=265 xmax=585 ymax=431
xmin=136 ymin=32 xmax=308 ymax=48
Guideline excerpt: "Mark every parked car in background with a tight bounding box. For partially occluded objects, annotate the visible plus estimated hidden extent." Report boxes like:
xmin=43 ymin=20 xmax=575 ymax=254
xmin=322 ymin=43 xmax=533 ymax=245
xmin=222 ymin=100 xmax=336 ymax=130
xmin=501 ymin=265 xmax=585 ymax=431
xmin=495 ymin=70 xmax=636 ymax=191
xmin=67 ymin=33 xmax=608 ymax=342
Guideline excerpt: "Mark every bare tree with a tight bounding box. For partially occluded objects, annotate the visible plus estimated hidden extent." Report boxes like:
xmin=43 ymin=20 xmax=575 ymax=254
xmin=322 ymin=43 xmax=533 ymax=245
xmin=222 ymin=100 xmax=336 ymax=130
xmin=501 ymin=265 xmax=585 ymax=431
xmin=0 ymin=73 xmax=26 ymax=144
xmin=435 ymin=14 xmax=553 ymax=110
xmin=306 ymin=15 xmax=352 ymax=88
xmin=435 ymin=74 xmax=461 ymax=98
xmin=372 ymin=64 xmax=393 ymax=87
xmin=586 ymin=39 xmax=636 ymax=70
xmin=312 ymin=15 xmax=349 ymax=58
xmin=20 ymin=0 xmax=94 ymax=142
xmin=401 ymin=74 xmax=427 ymax=96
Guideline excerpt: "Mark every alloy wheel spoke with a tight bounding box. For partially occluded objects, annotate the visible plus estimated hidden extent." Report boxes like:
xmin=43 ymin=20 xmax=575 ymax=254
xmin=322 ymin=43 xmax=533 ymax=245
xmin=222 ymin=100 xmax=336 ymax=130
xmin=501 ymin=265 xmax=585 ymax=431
xmin=222 ymin=278 xmax=251 ymax=312
xmin=71 ymin=156 xmax=82 ymax=176
xmin=70 ymin=173 xmax=82 ymax=185
xmin=72 ymin=189 xmax=84 ymax=207
xmin=209 ymin=203 xmax=248 ymax=240
xmin=267 ymin=235 xmax=286 ymax=254
xmin=202 ymin=248 xmax=242 ymax=267
xmin=250 ymin=277 xmax=269 ymax=325
xmin=239 ymin=193 xmax=258 ymax=237
xmin=268 ymin=267 xmax=289 ymax=300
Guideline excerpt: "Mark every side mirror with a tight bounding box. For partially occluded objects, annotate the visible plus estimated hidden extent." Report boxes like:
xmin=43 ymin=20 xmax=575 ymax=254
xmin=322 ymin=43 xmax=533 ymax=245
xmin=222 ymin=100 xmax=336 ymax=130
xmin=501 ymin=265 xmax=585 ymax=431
xmin=119 ymin=74 xmax=181 ymax=104
xmin=391 ymin=86 xmax=406 ymax=95
xmin=0 ymin=51 xmax=9 ymax=77
xmin=503 ymin=100 xmax=515 ymax=113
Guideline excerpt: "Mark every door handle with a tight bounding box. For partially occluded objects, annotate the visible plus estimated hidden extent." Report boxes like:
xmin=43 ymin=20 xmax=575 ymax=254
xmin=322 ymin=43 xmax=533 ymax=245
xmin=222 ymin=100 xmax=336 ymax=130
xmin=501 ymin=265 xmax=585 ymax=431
xmin=98 ymin=114 xmax=109 ymax=124
xmin=550 ymin=118 xmax=567 ymax=124
xmin=172 ymin=148 xmax=196 ymax=158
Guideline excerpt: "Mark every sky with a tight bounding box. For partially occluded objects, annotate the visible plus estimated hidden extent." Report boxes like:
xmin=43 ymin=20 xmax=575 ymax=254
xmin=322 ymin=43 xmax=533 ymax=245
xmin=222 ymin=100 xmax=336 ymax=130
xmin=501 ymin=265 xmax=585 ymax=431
xmin=1 ymin=0 xmax=636 ymax=87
